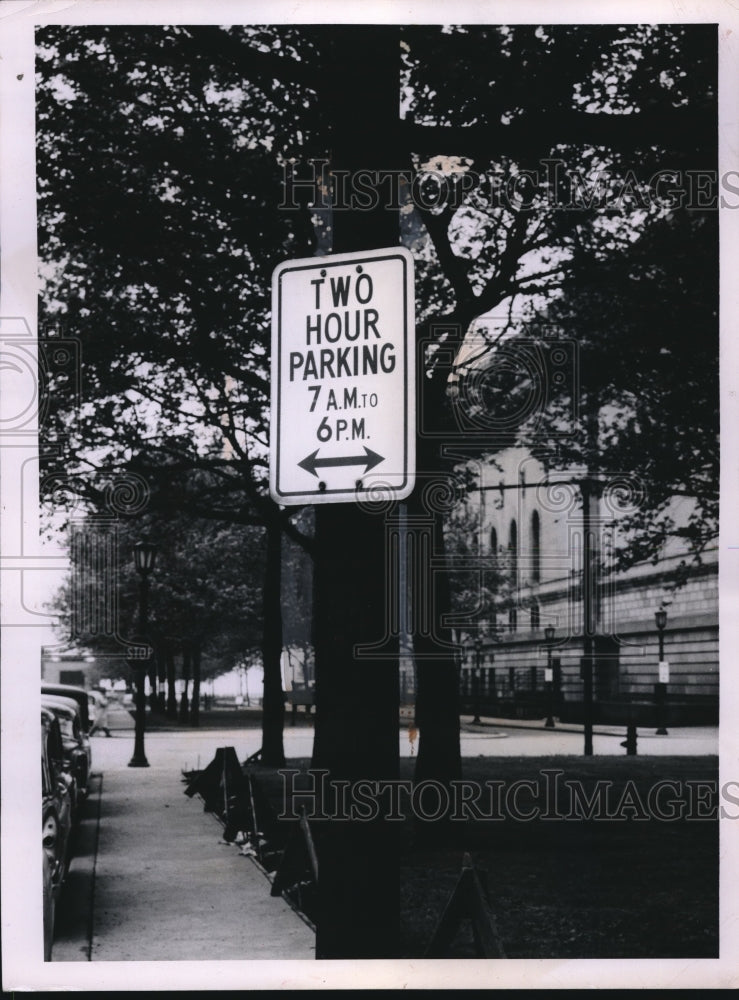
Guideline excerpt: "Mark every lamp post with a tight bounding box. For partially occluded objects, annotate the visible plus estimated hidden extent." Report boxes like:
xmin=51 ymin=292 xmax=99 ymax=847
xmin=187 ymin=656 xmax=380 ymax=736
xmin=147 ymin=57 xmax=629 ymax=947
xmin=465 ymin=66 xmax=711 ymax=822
xmin=654 ymin=608 xmax=668 ymax=736
xmin=473 ymin=636 xmax=482 ymax=725
xmin=544 ymin=625 xmax=556 ymax=728
xmin=128 ymin=540 xmax=157 ymax=768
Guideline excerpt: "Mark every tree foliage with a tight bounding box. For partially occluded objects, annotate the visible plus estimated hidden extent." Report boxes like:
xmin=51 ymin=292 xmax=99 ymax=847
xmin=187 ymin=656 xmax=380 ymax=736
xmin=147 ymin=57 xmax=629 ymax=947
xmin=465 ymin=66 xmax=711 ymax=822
xmin=48 ymin=503 xmax=266 ymax=677
xmin=532 ymin=210 xmax=717 ymax=565
xmin=37 ymin=22 xmax=717 ymax=549
xmin=36 ymin=23 xmax=718 ymax=785
xmin=37 ymin=25 xmax=326 ymax=524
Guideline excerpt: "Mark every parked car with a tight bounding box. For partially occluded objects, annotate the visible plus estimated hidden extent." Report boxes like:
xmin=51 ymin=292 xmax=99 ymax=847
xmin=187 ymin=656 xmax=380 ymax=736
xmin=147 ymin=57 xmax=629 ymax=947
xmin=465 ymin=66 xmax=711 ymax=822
xmin=41 ymin=683 xmax=91 ymax=733
xmin=41 ymin=694 xmax=92 ymax=809
xmin=42 ymin=707 xmax=74 ymax=960
xmin=42 ymin=844 xmax=54 ymax=961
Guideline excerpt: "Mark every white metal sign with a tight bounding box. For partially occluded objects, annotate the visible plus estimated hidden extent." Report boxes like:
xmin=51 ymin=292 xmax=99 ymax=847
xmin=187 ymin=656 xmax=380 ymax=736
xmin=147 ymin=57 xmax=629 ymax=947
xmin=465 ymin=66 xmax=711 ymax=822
xmin=270 ymin=246 xmax=415 ymax=505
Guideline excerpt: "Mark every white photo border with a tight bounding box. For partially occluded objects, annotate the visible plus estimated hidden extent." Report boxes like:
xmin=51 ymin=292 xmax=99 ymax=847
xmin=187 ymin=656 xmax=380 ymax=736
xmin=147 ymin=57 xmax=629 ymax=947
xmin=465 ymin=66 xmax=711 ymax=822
xmin=1 ymin=0 xmax=736 ymax=990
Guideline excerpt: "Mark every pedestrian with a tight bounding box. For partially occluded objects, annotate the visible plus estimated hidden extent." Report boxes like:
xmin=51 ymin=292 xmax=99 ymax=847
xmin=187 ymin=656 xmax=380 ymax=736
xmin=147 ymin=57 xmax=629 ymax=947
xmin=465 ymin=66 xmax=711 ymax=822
xmin=89 ymin=690 xmax=112 ymax=736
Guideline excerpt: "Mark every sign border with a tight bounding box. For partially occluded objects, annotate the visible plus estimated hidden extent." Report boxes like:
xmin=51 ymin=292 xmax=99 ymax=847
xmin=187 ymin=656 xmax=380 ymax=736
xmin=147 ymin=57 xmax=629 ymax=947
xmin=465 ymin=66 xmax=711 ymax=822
xmin=270 ymin=246 xmax=415 ymax=505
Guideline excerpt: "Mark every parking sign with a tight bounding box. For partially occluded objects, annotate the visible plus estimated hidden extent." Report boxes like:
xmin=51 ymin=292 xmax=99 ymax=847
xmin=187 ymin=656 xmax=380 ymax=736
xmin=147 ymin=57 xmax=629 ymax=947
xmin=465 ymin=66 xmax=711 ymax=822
xmin=270 ymin=247 xmax=415 ymax=505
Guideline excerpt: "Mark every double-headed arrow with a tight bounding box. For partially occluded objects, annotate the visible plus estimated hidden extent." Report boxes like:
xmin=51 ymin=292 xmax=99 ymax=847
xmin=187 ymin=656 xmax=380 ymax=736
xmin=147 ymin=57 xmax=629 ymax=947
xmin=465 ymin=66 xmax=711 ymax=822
xmin=298 ymin=446 xmax=385 ymax=478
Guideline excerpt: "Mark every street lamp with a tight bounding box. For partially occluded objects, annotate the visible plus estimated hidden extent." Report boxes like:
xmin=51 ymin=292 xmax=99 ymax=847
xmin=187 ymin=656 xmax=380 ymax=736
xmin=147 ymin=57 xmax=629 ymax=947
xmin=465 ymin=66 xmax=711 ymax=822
xmin=128 ymin=540 xmax=158 ymax=768
xmin=473 ymin=636 xmax=482 ymax=725
xmin=654 ymin=608 xmax=668 ymax=736
xmin=544 ymin=625 xmax=556 ymax=729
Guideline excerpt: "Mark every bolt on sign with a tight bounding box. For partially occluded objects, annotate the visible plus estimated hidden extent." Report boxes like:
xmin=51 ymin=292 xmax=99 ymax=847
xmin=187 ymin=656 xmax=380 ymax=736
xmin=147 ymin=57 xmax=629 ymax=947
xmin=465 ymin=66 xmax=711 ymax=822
xmin=270 ymin=246 xmax=415 ymax=505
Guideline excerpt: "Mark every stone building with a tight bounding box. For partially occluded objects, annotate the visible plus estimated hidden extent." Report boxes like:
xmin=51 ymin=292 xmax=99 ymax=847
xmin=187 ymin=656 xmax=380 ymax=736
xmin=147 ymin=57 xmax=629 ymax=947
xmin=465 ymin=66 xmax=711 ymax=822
xmin=451 ymin=447 xmax=718 ymax=726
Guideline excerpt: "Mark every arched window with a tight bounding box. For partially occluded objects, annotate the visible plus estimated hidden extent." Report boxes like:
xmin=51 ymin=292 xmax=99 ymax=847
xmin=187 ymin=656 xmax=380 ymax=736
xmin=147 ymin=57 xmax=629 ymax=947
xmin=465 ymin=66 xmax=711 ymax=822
xmin=509 ymin=519 xmax=518 ymax=585
xmin=531 ymin=510 xmax=541 ymax=583
xmin=490 ymin=526 xmax=498 ymax=555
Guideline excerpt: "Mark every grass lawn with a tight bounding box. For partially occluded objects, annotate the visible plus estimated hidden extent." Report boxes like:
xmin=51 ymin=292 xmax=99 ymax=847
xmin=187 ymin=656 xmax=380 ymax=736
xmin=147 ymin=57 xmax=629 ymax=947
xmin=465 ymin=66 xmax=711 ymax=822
xmin=400 ymin=756 xmax=718 ymax=958
xmin=247 ymin=754 xmax=719 ymax=960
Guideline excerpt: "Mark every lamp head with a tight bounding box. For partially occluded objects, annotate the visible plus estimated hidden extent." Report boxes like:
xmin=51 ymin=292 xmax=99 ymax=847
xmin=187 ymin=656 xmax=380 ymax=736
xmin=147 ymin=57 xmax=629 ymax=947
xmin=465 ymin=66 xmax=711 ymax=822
xmin=133 ymin=540 xmax=158 ymax=575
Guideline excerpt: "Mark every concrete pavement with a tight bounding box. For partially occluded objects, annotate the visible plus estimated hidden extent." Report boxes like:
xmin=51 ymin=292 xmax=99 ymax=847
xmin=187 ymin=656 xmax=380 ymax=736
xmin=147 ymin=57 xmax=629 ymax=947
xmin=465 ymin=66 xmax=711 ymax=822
xmin=51 ymin=704 xmax=315 ymax=963
xmin=452 ymin=713 xmax=718 ymax=757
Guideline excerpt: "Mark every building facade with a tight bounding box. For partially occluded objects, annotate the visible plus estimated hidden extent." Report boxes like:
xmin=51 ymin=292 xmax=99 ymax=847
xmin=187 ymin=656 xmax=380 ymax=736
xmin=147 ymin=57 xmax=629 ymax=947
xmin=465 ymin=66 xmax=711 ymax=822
xmin=450 ymin=448 xmax=718 ymax=726
xmin=41 ymin=648 xmax=100 ymax=688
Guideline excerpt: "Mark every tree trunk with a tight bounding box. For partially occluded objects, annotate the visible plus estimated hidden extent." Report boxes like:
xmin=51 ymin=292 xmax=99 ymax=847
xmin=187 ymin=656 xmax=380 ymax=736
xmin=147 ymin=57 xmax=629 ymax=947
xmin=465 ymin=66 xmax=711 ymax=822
xmin=260 ymin=517 xmax=286 ymax=766
xmin=179 ymin=643 xmax=190 ymax=721
xmin=156 ymin=639 xmax=166 ymax=714
xmin=166 ymin=642 xmax=177 ymax=718
xmin=191 ymin=637 xmax=201 ymax=727
xmin=410 ymin=496 xmax=462 ymax=788
xmin=411 ymin=334 xmax=465 ymax=789
xmin=148 ymin=648 xmax=158 ymax=712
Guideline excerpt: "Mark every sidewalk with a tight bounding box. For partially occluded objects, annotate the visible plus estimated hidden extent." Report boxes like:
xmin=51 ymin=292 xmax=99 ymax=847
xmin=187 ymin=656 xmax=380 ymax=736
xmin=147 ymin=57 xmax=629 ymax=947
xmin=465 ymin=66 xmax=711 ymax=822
xmin=51 ymin=705 xmax=315 ymax=962
xmin=456 ymin=710 xmax=719 ymax=740
xmin=402 ymin=705 xmax=718 ymax=756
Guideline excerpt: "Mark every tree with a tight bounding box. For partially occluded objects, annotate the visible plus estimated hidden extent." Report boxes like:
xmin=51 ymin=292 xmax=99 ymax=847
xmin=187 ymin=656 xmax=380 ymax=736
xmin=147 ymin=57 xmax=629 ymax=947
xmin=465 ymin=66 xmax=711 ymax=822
xmin=444 ymin=486 xmax=513 ymax=642
xmin=398 ymin=23 xmax=717 ymax=779
xmin=526 ymin=209 xmax=717 ymax=566
xmin=48 ymin=502 xmax=267 ymax=721
xmin=37 ymin=21 xmax=717 ymax=792
xmin=36 ymin=25 xmax=325 ymax=763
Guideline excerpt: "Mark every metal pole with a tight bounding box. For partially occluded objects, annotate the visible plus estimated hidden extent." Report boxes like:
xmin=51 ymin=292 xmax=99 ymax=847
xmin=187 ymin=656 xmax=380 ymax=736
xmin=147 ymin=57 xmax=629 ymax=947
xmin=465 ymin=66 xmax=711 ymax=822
xmin=581 ymin=480 xmax=595 ymax=756
xmin=143 ymin=554 xmax=155 ymax=713
xmin=655 ymin=622 xmax=668 ymax=735
xmin=473 ymin=641 xmax=481 ymax=725
xmin=545 ymin=640 xmax=555 ymax=728
xmin=129 ymin=571 xmax=150 ymax=768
